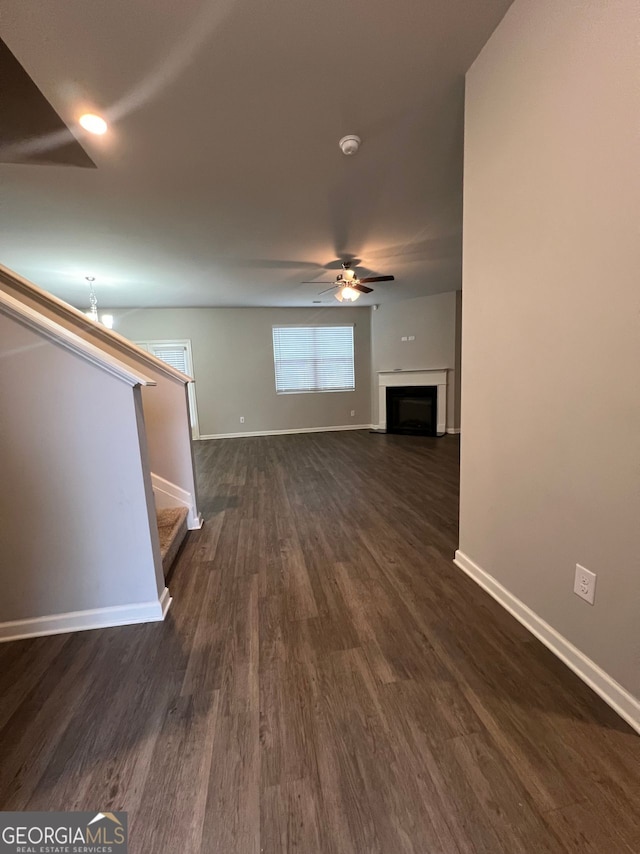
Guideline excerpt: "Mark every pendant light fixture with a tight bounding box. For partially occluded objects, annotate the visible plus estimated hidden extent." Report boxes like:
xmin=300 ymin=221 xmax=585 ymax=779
xmin=84 ymin=277 xmax=113 ymax=328
xmin=85 ymin=276 xmax=99 ymax=322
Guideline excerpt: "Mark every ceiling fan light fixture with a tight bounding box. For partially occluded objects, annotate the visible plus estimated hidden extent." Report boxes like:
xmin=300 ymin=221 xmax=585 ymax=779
xmin=314 ymin=261 xmax=394 ymax=301
xmin=340 ymin=285 xmax=360 ymax=302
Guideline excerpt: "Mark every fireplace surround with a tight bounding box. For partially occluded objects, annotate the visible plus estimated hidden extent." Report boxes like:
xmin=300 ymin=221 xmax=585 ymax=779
xmin=377 ymin=369 xmax=448 ymax=435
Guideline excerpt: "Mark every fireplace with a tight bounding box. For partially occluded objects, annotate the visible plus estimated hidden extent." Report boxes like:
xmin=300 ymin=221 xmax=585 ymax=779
xmin=377 ymin=369 xmax=448 ymax=434
xmin=386 ymin=385 xmax=438 ymax=436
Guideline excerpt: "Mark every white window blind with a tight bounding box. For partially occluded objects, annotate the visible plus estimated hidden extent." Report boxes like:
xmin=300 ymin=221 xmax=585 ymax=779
xmin=147 ymin=343 xmax=189 ymax=374
xmin=134 ymin=339 xmax=199 ymax=437
xmin=272 ymin=325 xmax=355 ymax=394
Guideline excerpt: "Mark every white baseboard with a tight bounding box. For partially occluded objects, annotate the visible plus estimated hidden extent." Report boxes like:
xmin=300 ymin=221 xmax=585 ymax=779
xmin=159 ymin=586 xmax=172 ymax=618
xmin=151 ymin=472 xmax=201 ymax=530
xmin=198 ymin=424 xmax=374 ymax=440
xmin=0 ymin=587 xmax=172 ymax=643
xmin=453 ymin=550 xmax=640 ymax=734
xmin=447 ymin=427 xmax=461 ymax=435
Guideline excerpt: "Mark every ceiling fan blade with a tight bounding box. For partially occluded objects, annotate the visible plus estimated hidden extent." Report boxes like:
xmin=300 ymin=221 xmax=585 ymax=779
xmin=301 ymin=280 xmax=335 ymax=284
xmin=318 ymin=285 xmax=339 ymax=295
xmin=359 ymin=275 xmax=395 ymax=284
xmin=353 ymin=283 xmax=374 ymax=294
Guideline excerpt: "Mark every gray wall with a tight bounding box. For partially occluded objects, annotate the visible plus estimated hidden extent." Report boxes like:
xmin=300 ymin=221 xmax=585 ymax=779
xmin=371 ymin=292 xmax=461 ymax=428
xmin=460 ymin=0 xmax=639 ymax=698
xmin=109 ymin=306 xmax=372 ymax=436
xmin=0 ymin=313 xmax=164 ymax=623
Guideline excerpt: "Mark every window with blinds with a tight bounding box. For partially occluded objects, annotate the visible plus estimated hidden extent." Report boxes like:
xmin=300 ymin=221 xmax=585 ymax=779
xmin=272 ymin=325 xmax=355 ymax=394
xmin=146 ymin=343 xmax=189 ymax=374
xmin=134 ymin=339 xmax=199 ymax=437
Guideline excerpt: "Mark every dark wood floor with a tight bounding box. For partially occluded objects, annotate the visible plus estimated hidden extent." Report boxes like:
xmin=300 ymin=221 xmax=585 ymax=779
xmin=1 ymin=431 xmax=638 ymax=852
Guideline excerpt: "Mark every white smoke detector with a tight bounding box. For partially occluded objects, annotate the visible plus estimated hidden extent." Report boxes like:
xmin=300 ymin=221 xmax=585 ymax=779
xmin=338 ymin=135 xmax=361 ymax=156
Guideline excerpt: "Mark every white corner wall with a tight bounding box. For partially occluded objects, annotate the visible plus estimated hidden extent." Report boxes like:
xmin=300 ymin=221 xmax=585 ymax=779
xmin=0 ymin=314 xmax=167 ymax=639
xmin=459 ymin=0 xmax=639 ymax=725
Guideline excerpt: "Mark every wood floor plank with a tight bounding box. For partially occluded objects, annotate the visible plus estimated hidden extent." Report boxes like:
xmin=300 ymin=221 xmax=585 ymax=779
xmin=261 ymin=776 xmax=323 ymax=854
xmin=0 ymin=431 xmax=638 ymax=853
xmin=0 ymin=631 xmax=109 ymax=809
xmin=133 ymin=690 xmax=220 ymax=853
xmin=545 ymin=799 xmax=640 ymax=854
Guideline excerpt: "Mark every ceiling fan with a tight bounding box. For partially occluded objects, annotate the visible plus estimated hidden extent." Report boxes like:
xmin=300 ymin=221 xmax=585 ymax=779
xmin=303 ymin=262 xmax=394 ymax=302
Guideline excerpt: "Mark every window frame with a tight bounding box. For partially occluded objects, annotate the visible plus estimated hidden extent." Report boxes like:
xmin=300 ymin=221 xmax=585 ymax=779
xmin=134 ymin=338 xmax=200 ymax=439
xmin=271 ymin=323 xmax=356 ymax=396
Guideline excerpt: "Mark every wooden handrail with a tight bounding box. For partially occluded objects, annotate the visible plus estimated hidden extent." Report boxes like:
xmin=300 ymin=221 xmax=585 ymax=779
xmin=0 ymin=264 xmax=192 ymax=385
xmin=0 ymin=291 xmax=156 ymax=387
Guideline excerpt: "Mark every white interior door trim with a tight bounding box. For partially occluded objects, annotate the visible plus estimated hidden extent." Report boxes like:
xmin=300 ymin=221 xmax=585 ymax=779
xmin=135 ymin=339 xmax=200 ymax=440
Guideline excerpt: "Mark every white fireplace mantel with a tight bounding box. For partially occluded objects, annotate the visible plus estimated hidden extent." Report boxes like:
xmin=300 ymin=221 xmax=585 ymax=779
xmin=377 ymin=369 xmax=449 ymax=434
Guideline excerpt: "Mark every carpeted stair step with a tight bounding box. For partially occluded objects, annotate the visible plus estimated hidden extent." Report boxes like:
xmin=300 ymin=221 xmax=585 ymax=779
xmin=157 ymin=506 xmax=189 ymax=577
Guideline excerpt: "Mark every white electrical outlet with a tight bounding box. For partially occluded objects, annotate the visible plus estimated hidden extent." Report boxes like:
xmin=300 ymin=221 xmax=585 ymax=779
xmin=401 ymin=336 xmax=408 ymax=342
xmin=408 ymin=335 xmax=415 ymax=341
xmin=350 ymin=410 xmax=355 ymax=417
xmin=574 ymin=564 xmax=596 ymax=605
xmin=240 ymin=416 xmax=245 ymax=424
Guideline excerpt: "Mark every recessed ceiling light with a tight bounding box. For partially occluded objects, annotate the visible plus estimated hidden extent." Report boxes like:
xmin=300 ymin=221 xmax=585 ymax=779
xmin=79 ymin=113 xmax=108 ymax=135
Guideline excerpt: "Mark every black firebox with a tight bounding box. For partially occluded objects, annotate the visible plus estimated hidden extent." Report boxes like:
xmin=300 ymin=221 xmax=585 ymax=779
xmin=386 ymin=385 xmax=438 ymax=436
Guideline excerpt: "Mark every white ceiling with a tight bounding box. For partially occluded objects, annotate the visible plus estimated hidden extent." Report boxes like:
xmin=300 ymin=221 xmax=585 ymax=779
xmin=0 ymin=0 xmax=512 ymax=308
